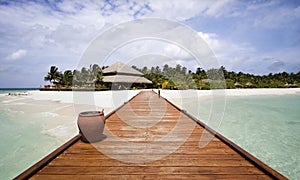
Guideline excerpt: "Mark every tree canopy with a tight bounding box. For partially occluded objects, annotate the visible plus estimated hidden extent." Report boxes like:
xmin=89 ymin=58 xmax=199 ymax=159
xmin=44 ymin=64 xmax=300 ymax=90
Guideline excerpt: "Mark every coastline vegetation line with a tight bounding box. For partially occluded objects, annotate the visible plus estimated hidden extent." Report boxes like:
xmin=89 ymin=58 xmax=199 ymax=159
xmin=43 ymin=64 xmax=300 ymax=90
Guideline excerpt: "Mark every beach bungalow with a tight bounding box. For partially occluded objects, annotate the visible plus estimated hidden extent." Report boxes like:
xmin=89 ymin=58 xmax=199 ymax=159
xmin=102 ymin=62 xmax=152 ymax=89
xmin=234 ymin=82 xmax=243 ymax=88
xmin=245 ymin=82 xmax=254 ymax=88
xmin=284 ymin=83 xmax=298 ymax=88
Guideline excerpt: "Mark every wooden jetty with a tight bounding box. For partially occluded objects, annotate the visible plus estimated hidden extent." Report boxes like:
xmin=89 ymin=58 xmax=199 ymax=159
xmin=15 ymin=91 xmax=287 ymax=179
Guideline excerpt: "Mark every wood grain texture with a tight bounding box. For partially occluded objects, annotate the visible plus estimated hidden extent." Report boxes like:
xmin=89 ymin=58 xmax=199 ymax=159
xmin=24 ymin=91 xmax=286 ymax=179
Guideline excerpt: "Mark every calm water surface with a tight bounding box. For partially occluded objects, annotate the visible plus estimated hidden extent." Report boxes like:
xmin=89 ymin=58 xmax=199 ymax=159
xmin=183 ymin=95 xmax=300 ymax=179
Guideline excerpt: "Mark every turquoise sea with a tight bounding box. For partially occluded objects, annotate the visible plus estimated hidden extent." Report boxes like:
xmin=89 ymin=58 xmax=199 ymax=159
xmin=183 ymin=94 xmax=300 ymax=179
xmin=0 ymin=89 xmax=69 ymax=179
xmin=0 ymin=89 xmax=299 ymax=179
xmin=0 ymin=88 xmax=38 ymax=94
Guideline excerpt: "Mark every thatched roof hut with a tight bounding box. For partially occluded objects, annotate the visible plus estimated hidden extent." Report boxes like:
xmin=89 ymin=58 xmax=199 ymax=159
xmin=103 ymin=75 xmax=152 ymax=84
xmin=245 ymin=82 xmax=254 ymax=88
xmin=234 ymin=82 xmax=243 ymax=88
xmin=103 ymin=62 xmax=143 ymax=76
xmin=284 ymin=83 xmax=298 ymax=88
xmin=103 ymin=62 xmax=152 ymax=84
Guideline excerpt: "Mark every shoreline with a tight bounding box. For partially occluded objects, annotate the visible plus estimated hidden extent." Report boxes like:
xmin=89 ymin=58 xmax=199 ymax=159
xmin=0 ymin=90 xmax=142 ymax=143
xmin=155 ymin=88 xmax=300 ymax=101
xmin=1 ymin=88 xmax=299 ymax=141
xmin=2 ymin=88 xmax=299 ymax=102
xmin=2 ymin=87 xmax=299 ymax=94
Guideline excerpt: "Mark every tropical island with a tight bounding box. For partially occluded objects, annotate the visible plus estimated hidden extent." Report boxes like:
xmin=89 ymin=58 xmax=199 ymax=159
xmin=42 ymin=62 xmax=300 ymax=91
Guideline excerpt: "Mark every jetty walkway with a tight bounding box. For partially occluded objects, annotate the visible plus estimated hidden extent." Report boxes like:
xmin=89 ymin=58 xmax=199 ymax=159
xmin=16 ymin=91 xmax=286 ymax=179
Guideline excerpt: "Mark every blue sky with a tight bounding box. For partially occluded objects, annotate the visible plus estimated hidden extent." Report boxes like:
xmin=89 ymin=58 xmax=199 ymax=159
xmin=0 ymin=0 xmax=300 ymax=88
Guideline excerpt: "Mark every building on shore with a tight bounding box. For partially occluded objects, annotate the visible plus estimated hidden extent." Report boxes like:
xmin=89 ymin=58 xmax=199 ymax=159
xmin=102 ymin=62 xmax=152 ymax=89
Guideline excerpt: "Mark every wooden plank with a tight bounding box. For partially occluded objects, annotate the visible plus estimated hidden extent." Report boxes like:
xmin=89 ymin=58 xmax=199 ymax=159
xmin=39 ymin=166 xmax=265 ymax=175
xmin=72 ymin=141 xmax=224 ymax=148
xmin=70 ymin=141 xmax=231 ymax=150
xmin=17 ymin=90 xmax=287 ymax=180
xmin=101 ymin=130 xmax=212 ymax=136
xmin=63 ymin=148 xmax=239 ymax=155
xmin=58 ymin=153 xmax=245 ymax=160
xmin=32 ymin=174 xmax=273 ymax=180
xmin=48 ymin=158 xmax=254 ymax=167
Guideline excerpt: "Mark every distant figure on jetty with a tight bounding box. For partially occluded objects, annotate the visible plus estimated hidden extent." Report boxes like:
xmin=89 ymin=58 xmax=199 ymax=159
xmin=158 ymin=89 xmax=160 ymax=98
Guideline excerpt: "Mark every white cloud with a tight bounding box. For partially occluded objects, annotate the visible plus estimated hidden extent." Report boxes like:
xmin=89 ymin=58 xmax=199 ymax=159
xmin=163 ymin=44 xmax=191 ymax=60
xmin=5 ymin=49 xmax=27 ymax=61
xmin=247 ymin=0 xmax=280 ymax=10
xmin=255 ymin=11 xmax=289 ymax=28
xmin=102 ymin=40 xmax=193 ymax=68
xmin=104 ymin=29 xmax=260 ymax=72
xmin=56 ymin=1 xmax=84 ymax=13
xmin=146 ymin=0 xmax=240 ymax=19
xmin=204 ymin=0 xmax=236 ymax=17
xmin=0 ymin=0 xmax=299 ymax=87
xmin=197 ymin=31 xmax=263 ymax=72
xmin=252 ymin=4 xmax=300 ymax=29
xmin=148 ymin=0 xmax=206 ymax=20
xmin=197 ymin=31 xmax=254 ymax=56
xmin=0 ymin=0 xmax=251 ymax=64
xmin=197 ymin=32 xmax=222 ymax=52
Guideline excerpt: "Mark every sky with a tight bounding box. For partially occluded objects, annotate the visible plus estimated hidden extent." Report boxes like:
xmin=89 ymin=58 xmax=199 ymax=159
xmin=0 ymin=0 xmax=300 ymax=88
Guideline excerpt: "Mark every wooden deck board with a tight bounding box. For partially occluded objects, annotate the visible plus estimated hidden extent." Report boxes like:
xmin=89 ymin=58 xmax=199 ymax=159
xmin=32 ymin=174 xmax=273 ymax=180
xmin=15 ymin=91 xmax=286 ymax=179
xmin=38 ymin=166 xmax=264 ymax=175
xmin=48 ymin=158 xmax=254 ymax=167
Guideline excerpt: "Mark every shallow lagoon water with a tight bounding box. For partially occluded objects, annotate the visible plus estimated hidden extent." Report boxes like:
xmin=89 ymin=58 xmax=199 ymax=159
xmin=0 ymin=96 xmax=76 ymax=179
xmin=218 ymin=95 xmax=300 ymax=179
xmin=0 ymin=89 xmax=299 ymax=179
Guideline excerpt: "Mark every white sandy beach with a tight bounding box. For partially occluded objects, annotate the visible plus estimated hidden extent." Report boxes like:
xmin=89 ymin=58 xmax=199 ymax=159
xmin=1 ymin=88 xmax=299 ymax=142
xmin=1 ymin=90 xmax=141 ymax=142
xmin=154 ymin=88 xmax=300 ymax=109
xmin=157 ymin=88 xmax=300 ymax=98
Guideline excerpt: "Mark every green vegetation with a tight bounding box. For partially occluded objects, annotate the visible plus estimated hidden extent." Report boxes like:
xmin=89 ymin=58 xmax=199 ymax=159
xmin=43 ymin=64 xmax=107 ymax=90
xmin=44 ymin=66 xmax=61 ymax=85
xmin=43 ymin=64 xmax=300 ymax=90
xmin=133 ymin=65 xmax=300 ymax=89
xmin=132 ymin=64 xmax=197 ymax=90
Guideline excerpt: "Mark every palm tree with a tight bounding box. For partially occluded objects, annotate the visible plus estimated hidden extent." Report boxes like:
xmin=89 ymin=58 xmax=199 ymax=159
xmin=61 ymin=70 xmax=73 ymax=86
xmin=91 ymin=64 xmax=101 ymax=82
xmin=80 ymin=67 xmax=89 ymax=84
xmin=96 ymin=71 xmax=103 ymax=84
xmin=44 ymin=66 xmax=60 ymax=85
